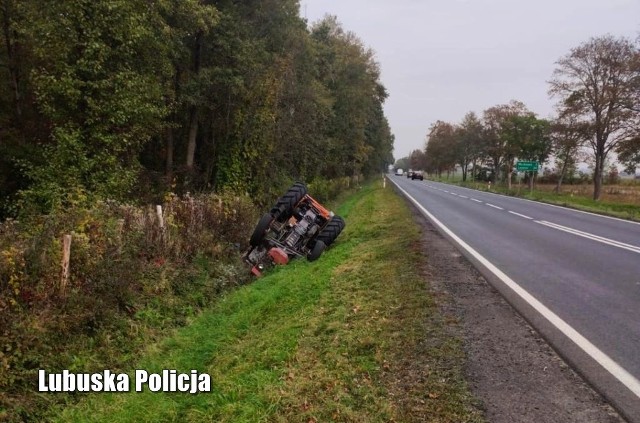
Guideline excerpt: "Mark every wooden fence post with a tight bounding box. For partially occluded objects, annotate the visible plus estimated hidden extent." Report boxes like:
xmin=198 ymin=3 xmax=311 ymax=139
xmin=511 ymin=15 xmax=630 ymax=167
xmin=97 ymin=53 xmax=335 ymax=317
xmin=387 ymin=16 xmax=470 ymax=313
xmin=156 ymin=205 xmax=164 ymax=229
xmin=116 ymin=219 xmax=125 ymax=254
xmin=60 ymin=234 xmax=72 ymax=295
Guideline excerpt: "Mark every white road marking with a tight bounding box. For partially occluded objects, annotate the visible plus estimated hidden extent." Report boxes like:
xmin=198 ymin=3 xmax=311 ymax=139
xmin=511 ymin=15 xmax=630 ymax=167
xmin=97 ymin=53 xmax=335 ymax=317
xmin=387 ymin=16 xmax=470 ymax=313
xmin=451 ymin=192 xmax=458 ymax=196
xmin=429 ymin=181 xmax=640 ymax=227
xmin=537 ymin=220 xmax=640 ymax=255
xmin=471 ymin=198 xmax=482 ymax=203
xmin=509 ymin=211 xmax=533 ymax=220
xmin=486 ymin=203 xmax=504 ymax=210
xmin=390 ymin=179 xmax=640 ymax=399
xmin=459 ymin=195 xmax=468 ymax=199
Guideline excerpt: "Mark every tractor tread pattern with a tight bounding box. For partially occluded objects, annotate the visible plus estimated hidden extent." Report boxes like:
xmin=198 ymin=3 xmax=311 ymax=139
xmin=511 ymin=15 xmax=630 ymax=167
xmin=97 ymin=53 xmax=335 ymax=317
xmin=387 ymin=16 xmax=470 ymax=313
xmin=315 ymin=215 xmax=345 ymax=247
xmin=271 ymin=182 xmax=308 ymax=219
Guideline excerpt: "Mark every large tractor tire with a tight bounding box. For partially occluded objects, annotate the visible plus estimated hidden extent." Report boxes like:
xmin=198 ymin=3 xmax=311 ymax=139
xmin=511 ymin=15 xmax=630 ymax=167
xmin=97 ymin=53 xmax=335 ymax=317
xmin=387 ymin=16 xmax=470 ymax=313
xmin=307 ymin=240 xmax=326 ymax=261
xmin=249 ymin=213 xmax=274 ymax=246
xmin=315 ymin=215 xmax=345 ymax=247
xmin=270 ymin=182 xmax=308 ymax=220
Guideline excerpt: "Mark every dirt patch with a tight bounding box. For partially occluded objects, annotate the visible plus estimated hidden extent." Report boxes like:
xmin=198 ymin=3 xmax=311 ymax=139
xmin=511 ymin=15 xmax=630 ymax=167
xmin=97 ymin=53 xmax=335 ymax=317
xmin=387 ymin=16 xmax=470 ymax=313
xmin=409 ymin=207 xmax=625 ymax=422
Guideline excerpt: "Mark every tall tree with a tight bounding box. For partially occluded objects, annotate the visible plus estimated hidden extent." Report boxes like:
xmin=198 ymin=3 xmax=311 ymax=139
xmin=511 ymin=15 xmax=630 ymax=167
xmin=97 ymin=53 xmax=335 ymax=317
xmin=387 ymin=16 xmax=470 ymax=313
xmin=501 ymin=114 xmax=552 ymax=189
xmin=160 ymin=0 xmax=218 ymax=180
xmin=549 ymin=35 xmax=640 ymax=200
xmin=425 ymin=120 xmax=456 ymax=177
xmin=455 ymin=112 xmax=484 ymax=182
xmin=550 ymin=117 xmax=588 ymax=192
xmin=310 ymin=16 xmax=391 ymax=180
xmin=482 ymin=100 xmax=532 ymax=184
xmin=408 ymin=149 xmax=427 ymax=170
xmin=16 ymin=0 xmax=175 ymax=211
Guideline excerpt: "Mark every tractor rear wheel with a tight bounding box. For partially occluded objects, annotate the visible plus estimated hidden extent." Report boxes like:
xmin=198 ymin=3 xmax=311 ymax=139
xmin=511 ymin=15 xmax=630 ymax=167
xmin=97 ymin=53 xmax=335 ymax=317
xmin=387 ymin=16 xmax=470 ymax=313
xmin=271 ymin=182 xmax=308 ymax=220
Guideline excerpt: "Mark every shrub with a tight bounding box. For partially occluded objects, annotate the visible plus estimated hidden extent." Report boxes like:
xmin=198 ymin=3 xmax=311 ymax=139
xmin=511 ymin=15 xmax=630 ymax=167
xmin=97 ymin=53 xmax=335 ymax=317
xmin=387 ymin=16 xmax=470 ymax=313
xmin=0 ymin=192 xmax=255 ymax=421
xmin=0 ymin=177 xmax=350 ymax=421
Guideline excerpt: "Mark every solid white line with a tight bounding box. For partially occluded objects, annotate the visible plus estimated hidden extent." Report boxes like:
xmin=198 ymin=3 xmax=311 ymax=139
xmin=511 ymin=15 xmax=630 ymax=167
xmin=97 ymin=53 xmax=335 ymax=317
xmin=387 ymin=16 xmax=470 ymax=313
xmin=391 ymin=180 xmax=640 ymax=399
xmin=509 ymin=211 xmax=534 ymax=220
xmin=537 ymin=220 xmax=640 ymax=254
xmin=486 ymin=203 xmax=504 ymax=210
xmin=471 ymin=198 xmax=482 ymax=203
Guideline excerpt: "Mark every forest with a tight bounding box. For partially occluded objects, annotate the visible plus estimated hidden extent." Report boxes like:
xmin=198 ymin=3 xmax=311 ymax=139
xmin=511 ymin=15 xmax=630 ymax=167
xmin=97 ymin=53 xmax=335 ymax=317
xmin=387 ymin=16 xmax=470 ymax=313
xmin=0 ymin=1 xmax=394 ymax=420
xmin=0 ymin=0 xmax=394 ymax=219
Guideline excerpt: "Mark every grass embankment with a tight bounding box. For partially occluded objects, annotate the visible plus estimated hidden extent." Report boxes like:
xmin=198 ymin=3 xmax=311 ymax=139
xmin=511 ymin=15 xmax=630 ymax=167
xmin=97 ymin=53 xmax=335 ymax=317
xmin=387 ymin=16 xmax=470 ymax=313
xmin=430 ymin=177 xmax=640 ymax=221
xmin=54 ymin=181 xmax=483 ymax=422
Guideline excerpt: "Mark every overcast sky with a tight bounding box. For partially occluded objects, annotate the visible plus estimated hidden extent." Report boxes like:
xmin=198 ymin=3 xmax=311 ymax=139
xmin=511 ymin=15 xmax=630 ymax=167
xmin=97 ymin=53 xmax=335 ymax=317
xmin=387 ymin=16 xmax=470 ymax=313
xmin=301 ymin=0 xmax=640 ymax=161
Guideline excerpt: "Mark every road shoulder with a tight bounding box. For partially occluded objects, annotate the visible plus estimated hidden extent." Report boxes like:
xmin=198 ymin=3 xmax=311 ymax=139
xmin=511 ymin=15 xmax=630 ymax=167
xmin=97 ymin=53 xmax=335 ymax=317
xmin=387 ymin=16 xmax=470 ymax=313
xmin=405 ymin=199 xmax=624 ymax=423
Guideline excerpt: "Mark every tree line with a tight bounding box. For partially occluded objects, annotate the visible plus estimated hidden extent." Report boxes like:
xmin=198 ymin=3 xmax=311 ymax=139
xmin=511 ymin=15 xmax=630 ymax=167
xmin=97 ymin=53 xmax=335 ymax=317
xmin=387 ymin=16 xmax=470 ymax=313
xmin=0 ymin=0 xmax=394 ymax=218
xmin=410 ymin=35 xmax=640 ymax=200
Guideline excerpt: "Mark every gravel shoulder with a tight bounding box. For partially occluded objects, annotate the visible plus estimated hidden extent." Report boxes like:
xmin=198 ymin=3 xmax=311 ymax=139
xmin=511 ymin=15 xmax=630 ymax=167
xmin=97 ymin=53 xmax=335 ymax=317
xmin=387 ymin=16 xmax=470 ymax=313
xmin=406 ymin=202 xmax=625 ymax=423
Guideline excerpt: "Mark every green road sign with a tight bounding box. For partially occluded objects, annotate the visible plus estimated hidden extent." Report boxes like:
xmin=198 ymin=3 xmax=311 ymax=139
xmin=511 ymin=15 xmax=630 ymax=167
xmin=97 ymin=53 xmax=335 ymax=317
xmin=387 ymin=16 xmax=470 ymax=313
xmin=516 ymin=161 xmax=539 ymax=172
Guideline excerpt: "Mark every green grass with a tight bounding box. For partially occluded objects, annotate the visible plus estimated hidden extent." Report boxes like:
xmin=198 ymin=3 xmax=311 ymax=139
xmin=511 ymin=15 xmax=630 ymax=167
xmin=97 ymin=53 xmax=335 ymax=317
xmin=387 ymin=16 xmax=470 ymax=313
xmin=53 ymin=181 xmax=484 ymax=422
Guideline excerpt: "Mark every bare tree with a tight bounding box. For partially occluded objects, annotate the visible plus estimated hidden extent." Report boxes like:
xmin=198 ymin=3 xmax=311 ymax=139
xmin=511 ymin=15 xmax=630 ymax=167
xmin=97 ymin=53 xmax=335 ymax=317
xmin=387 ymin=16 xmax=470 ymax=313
xmin=549 ymin=35 xmax=640 ymax=200
xmin=550 ymin=117 xmax=588 ymax=192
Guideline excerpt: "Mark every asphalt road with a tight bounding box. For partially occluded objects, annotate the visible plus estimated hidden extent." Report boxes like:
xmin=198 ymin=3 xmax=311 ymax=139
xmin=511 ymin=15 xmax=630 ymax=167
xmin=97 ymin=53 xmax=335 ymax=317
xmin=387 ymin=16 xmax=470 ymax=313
xmin=389 ymin=176 xmax=640 ymax=422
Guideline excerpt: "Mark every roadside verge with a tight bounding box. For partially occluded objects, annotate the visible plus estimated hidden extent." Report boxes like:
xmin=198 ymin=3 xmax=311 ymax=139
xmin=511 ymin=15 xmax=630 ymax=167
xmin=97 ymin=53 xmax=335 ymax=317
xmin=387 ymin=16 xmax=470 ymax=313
xmin=53 ymin=180 xmax=483 ymax=422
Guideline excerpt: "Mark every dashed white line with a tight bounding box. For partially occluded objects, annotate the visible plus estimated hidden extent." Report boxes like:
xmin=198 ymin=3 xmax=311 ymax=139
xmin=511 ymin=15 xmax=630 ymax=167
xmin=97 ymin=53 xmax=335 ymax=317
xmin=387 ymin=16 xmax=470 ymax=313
xmin=459 ymin=195 xmax=468 ymax=199
xmin=471 ymin=198 xmax=482 ymax=203
xmin=486 ymin=203 xmax=504 ymax=210
xmin=509 ymin=211 xmax=533 ymax=220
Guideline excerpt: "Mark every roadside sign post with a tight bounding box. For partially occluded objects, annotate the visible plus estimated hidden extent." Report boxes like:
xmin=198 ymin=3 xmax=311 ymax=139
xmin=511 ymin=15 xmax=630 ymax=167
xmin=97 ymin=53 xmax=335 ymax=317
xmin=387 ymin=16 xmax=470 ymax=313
xmin=515 ymin=161 xmax=539 ymax=193
xmin=515 ymin=161 xmax=539 ymax=172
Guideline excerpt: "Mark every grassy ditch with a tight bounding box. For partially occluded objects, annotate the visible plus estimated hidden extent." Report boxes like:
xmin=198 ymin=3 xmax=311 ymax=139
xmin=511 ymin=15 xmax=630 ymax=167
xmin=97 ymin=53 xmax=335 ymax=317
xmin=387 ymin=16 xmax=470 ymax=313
xmin=53 ymin=180 xmax=483 ymax=423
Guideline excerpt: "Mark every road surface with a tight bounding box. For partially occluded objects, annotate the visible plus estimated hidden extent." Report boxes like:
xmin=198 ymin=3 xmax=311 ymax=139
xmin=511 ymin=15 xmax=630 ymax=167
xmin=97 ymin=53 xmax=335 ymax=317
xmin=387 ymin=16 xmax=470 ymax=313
xmin=390 ymin=176 xmax=640 ymax=422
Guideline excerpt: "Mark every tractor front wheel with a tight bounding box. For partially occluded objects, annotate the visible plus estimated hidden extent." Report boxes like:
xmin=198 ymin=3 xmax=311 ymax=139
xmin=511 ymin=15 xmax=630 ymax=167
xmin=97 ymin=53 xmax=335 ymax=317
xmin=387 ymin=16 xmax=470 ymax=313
xmin=315 ymin=215 xmax=345 ymax=247
xmin=249 ymin=213 xmax=274 ymax=246
xmin=307 ymin=240 xmax=326 ymax=261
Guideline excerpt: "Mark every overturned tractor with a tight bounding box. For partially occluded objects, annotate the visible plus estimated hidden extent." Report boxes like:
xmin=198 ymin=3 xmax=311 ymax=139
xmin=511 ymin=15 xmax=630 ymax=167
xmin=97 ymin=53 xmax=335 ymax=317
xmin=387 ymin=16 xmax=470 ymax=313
xmin=243 ymin=182 xmax=345 ymax=276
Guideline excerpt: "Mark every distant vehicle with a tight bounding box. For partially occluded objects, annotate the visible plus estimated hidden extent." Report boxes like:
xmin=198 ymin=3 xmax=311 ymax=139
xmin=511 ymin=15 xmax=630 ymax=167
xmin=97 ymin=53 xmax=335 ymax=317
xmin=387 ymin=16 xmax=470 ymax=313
xmin=395 ymin=168 xmax=404 ymax=176
xmin=411 ymin=170 xmax=424 ymax=181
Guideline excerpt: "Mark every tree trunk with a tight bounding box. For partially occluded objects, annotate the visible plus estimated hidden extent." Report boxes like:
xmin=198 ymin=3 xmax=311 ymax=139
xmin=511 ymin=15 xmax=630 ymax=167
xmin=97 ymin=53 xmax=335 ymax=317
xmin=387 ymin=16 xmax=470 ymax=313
xmin=165 ymin=125 xmax=174 ymax=181
xmin=592 ymin=139 xmax=607 ymax=201
xmin=185 ymin=31 xmax=203 ymax=171
xmin=554 ymin=151 xmax=570 ymax=193
xmin=2 ymin=2 xmax=22 ymax=125
xmin=186 ymin=106 xmax=198 ymax=170
xmin=529 ymin=172 xmax=534 ymax=191
xmin=593 ymin=154 xmax=604 ymax=201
